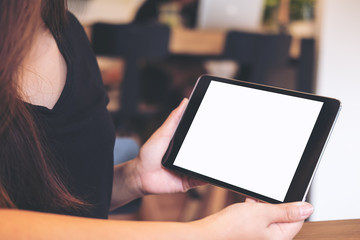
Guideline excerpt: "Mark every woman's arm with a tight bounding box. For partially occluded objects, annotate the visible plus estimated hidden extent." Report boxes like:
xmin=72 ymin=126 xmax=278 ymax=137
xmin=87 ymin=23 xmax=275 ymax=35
xmin=110 ymin=158 xmax=142 ymax=210
xmin=0 ymin=209 xmax=195 ymax=240
xmin=0 ymin=201 xmax=313 ymax=240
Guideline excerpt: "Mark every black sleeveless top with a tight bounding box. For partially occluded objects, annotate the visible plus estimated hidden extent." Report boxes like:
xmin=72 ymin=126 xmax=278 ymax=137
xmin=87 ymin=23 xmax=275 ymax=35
xmin=28 ymin=12 xmax=115 ymax=219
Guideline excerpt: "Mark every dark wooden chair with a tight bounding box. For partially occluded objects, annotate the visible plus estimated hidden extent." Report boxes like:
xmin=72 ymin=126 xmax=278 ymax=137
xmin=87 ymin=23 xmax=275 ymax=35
xmin=222 ymin=31 xmax=315 ymax=93
xmin=222 ymin=31 xmax=292 ymax=85
xmin=91 ymin=23 xmax=171 ymax=130
xmin=294 ymin=38 xmax=315 ymax=93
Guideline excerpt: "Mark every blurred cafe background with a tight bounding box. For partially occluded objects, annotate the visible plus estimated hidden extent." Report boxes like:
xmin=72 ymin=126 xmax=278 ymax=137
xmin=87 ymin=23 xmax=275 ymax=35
xmin=68 ymin=0 xmax=360 ymax=222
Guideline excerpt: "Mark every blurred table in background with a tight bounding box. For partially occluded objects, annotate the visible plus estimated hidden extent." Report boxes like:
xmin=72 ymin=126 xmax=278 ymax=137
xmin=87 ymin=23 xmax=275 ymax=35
xmin=169 ymin=27 xmax=308 ymax=60
xmin=169 ymin=28 xmax=225 ymax=56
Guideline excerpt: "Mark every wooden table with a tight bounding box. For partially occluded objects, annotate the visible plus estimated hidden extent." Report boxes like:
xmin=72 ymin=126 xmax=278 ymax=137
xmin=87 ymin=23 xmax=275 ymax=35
xmin=295 ymin=219 xmax=360 ymax=239
xmin=169 ymin=27 xmax=302 ymax=58
xmin=169 ymin=28 xmax=226 ymax=56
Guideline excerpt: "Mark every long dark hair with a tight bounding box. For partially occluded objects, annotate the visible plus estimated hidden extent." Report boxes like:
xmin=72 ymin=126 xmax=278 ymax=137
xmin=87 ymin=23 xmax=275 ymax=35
xmin=0 ymin=0 xmax=86 ymax=212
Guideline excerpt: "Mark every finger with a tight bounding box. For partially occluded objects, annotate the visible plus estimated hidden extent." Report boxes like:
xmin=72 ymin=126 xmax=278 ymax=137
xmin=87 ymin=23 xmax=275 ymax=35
xmin=245 ymin=197 xmax=257 ymax=203
xmin=153 ymin=98 xmax=188 ymax=138
xmin=269 ymin=221 xmax=304 ymax=239
xmin=183 ymin=176 xmax=207 ymax=190
xmin=266 ymin=202 xmax=314 ymax=223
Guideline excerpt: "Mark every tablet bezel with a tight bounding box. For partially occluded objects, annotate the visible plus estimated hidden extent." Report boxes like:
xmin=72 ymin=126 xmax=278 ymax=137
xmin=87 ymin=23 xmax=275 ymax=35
xmin=162 ymin=75 xmax=341 ymax=203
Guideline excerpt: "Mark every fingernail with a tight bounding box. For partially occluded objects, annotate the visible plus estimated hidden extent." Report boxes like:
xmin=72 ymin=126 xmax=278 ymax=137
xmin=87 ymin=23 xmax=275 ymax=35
xmin=180 ymin=98 xmax=188 ymax=105
xmin=299 ymin=203 xmax=314 ymax=218
xmin=178 ymin=98 xmax=188 ymax=110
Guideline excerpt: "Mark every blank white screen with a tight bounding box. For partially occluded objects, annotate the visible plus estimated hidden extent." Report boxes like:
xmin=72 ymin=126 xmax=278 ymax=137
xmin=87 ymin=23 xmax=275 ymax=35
xmin=174 ymin=81 xmax=323 ymax=201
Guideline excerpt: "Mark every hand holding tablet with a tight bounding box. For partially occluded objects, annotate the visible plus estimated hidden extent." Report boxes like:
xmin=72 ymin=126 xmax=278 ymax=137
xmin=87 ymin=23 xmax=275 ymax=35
xmin=162 ymin=75 xmax=341 ymax=203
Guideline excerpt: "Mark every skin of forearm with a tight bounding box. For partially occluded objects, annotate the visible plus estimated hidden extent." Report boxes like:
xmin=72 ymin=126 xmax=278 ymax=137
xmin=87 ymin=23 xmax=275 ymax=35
xmin=110 ymin=158 xmax=144 ymax=211
xmin=0 ymin=209 xmax=207 ymax=240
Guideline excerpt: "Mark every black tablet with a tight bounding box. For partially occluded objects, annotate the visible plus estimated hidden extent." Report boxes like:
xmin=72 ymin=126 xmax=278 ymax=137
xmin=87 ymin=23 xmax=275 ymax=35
xmin=162 ymin=75 xmax=341 ymax=203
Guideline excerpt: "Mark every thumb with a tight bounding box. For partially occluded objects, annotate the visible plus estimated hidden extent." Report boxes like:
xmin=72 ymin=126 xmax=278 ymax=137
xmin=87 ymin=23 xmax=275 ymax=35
xmin=268 ymin=202 xmax=314 ymax=223
xmin=153 ymin=98 xmax=188 ymax=138
xmin=141 ymin=98 xmax=188 ymax=157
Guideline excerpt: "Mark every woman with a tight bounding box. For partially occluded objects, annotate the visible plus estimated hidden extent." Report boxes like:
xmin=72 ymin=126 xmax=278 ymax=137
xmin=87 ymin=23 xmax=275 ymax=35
xmin=0 ymin=0 xmax=313 ymax=239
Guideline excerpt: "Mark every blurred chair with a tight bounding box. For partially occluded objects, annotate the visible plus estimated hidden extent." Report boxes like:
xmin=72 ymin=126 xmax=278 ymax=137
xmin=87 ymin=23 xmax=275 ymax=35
xmin=294 ymin=38 xmax=315 ymax=93
xmin=91 ymin=23 xmax=170 ymax=130
xmin=222 ymin=31 xmax=292 ymax=85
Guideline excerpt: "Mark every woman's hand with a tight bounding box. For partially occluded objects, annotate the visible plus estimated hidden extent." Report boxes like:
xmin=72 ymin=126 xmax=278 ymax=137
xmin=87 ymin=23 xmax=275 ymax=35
xmin=194 ymin=200 xmax=314 ymax=240
xmin=111 ymin=99 xmax=204 ymax=209
xmin=134 ymin=98 xmax=205 ymax=195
